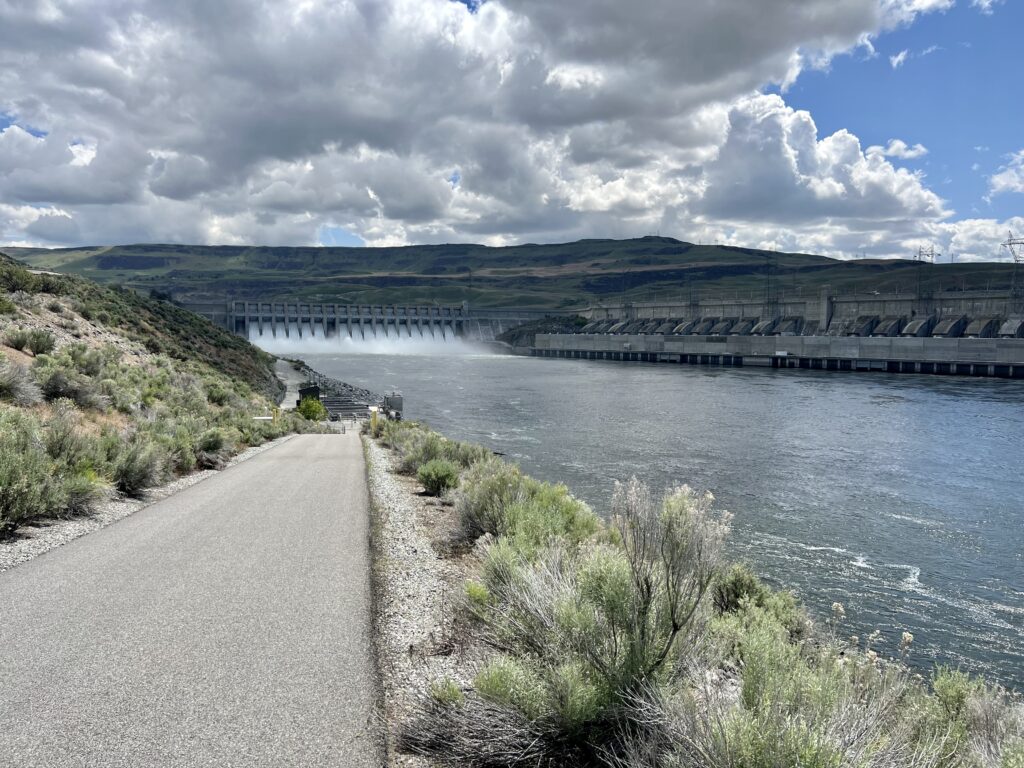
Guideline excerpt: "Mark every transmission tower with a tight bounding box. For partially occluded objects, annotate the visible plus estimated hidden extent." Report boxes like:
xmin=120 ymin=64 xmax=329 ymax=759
xmin=914 ymin=244 xmax=939 ymax=300
xmin=1002 ymin=231 xmax=1024 ymax=264
xmin=1003 ymin=232 xmax=1024 ymax=307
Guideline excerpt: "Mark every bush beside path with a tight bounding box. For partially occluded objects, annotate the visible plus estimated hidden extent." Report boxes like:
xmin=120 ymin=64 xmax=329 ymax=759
xmin=366 ymin=419 xmax=1024 ymax=768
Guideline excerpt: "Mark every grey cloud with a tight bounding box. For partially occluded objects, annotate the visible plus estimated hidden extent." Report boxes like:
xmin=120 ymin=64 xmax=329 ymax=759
xmin=0 ymin=0 xmax=1011 ymax=258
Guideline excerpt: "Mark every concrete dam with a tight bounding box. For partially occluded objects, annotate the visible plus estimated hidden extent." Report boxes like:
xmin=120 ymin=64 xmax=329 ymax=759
xmin=183 ymin=289 xmax=1024 ymax=377
xmin=184 ymin=301 xmax=561 ymax=343
xmin=536 ymin=289 xmax=1024 ymax=379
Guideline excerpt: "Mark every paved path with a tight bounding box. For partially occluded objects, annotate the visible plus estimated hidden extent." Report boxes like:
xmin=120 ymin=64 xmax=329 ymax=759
xmin=0 ymin=434 xmax=381 ymax=767
xmin=275 ymin=358 xmax=305 ymax=410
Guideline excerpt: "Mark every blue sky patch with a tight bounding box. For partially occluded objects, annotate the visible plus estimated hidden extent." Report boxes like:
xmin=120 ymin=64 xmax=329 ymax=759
xmin=780 ymin=1 xmax=1023 ymax=221
xmin=318 ymin=225 xmax=365 ymax=248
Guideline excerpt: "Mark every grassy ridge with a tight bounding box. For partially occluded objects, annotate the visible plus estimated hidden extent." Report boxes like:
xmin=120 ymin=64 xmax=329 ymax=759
xmin=1 ymin=252 xmax=280 ymax=398
xmin=372 ymin=419 xmax=1024 ymax=768
xmin=1 ymin=254 xmax=319 ymax=537
xmin=7 ymin=238 xmax=1017 ymax=309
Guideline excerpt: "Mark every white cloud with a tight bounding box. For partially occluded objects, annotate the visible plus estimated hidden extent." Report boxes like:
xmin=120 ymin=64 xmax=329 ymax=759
xmin=890 ymin=49 xmax=909 ymax=68
xmin=0 ymin=0 xmax=1010 ymax=260
xmin=988 ymin=151 xmax=1024 ymax=197
xmin=943 ymin=216 xmax=1024 ymax=262
xmin=868 ymin=138 xmax=929 ymax=159
xmin=68 ymin=142 xmax=97 ymax=167
xmin=971 ymin=0 xmax=1003 ymax=14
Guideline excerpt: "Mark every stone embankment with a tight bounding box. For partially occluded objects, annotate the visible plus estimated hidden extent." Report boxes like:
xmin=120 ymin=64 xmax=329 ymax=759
xmin=364 ymin=436 xmax=485 ymax=768
xmin=283 ymin=358 xmax=383 ymax=406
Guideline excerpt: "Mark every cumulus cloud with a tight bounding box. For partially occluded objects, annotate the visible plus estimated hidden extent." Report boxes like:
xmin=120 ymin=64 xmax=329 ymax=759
xmin=890 ymin=49 xmax=910 ymax=68
xmin=0 ymin=0 xmax=1013 ymax=259
xmin=699 ymin=96 xmax=945 ymax=225
xmin=988 ymin=151 xmax=1024 ymax=198
xmin=868 ymin=139 xmax=929 ymax=159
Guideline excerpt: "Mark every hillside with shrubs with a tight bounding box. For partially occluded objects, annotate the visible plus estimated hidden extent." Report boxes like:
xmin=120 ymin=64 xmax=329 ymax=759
xmin=0 ymin=252 xmax=318 ymax=538
xmin=370 ymin=419 xmax=1024 ymax=768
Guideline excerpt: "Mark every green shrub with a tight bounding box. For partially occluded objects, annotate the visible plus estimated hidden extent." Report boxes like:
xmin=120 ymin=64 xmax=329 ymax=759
xmin=429 ymin=679 xmax=465 ymax=707
xmin=65 ymin=343 xmax=108 ymax=377
xmin=453 ymin=458 xmax=530 ymax=539
xmin=59 ymin=469 xmax=110 ymax=517
xmin=398 ymin=431 xmax=445 ymax=473
xmin=1003 ymin=741 xmax=1024 ymax=768
xmin=205 ymin=382 xmax=231 ymax=406
xmin=44 ymin=404 xmax=101 ymax=469
xmin=198 ymin=427 xmax=226 ymax=453
xmin=380 ymin=422 xmax=492 ymax=475
xmin=405 ymin=467 xmax=1024 ymax=767
xmin=195 ymin=427 xmax=232 ymax=469
xmin=297 ymin=396 xmax=328 ymax=421
xmin=0 ymin=412 xmax=60 ymax=535
xmin=4 ymin=327 xmax=31 ymax=351
xmin=474 ymin=657 xmax=548 ymax=722
xmin=168 ymin=426 xmax=198 ymax=473
xmin=714 ymin=563 xmax=768 ymax=615
xmin=0 ymin=296 xmax=16 ymax=314
xmin=713 ymin=563 xmax=809 ymax=642
xmin=452 ymin=457 xmax=599 ymax=553
xmin=418 ymin=459 xmax=460 ymax=496
xmin=37 ymin=367 xmax=108 ymax=410
xmin=460 ymin=480 xmax=730 ymax=750
xmin=26 ymin=329 xmax=56 ymax=356
xmin=465 ymin=580 xmax=491 ymax=610
xmin=113 ymin=438 xmax=164 ymax=497
xmin=46 ymin=300 xmax=64 ymax=314
xmin=0 ymin=262 xmax=43 ymax=293
xmin=0 ymin=358 xmax=42 ymax=405
xmin=444 ymin=440 xmax=493 ymax=468
xmin=509 ymin=481 xmax=599 ymax=552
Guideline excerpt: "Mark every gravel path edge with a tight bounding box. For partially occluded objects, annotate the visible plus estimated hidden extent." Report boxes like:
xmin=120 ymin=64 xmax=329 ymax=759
xmin=364 ymin=434 xmax=481 ymax=768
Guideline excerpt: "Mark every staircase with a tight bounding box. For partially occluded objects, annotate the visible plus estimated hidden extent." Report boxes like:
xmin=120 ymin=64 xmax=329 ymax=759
xmin=320 ymin=395 xmax=370 ymax=420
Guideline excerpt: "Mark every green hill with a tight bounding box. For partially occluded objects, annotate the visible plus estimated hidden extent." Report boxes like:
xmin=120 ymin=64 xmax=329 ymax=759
xmin=1 ymin=251 xmax=280 ymax=396
xmin=0 ymin=252 xmax=319 ymax=538
xmin=6 ymin=238 xmax=1017 ymax=308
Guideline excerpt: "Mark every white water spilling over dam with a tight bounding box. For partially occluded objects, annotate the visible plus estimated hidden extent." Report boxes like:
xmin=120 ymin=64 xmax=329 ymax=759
xmin=217 ymin=301 xmax=560 ymax=349
xmin=248 ymin=321 xmax=486 ymax=355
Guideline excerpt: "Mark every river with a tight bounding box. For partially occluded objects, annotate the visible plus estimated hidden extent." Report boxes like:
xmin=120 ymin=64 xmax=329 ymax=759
xmin=284 ymin=341 xmax=1023 ymax=689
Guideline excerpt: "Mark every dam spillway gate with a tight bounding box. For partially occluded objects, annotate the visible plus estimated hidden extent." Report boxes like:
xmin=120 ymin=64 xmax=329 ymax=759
xmin=225 ymin=302 xmax=553 ymax=341
xmin=231 ymin=302 xmax=464 ymax=340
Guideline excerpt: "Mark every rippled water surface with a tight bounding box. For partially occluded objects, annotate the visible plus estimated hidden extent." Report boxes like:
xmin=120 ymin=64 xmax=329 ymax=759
xmin=302 ymin=348 xmax=1024 ymax=688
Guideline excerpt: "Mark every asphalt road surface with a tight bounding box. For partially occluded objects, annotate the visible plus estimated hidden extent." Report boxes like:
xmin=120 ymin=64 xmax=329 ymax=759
xmin=0 ymin=433 xmax=381 ymax=767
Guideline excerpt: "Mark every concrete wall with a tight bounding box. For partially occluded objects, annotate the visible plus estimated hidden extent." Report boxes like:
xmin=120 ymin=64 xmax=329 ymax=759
xmin=582 ymin=289 xmax=1022 ymax=329
xmin=535 ymin=333 xmax=1024 ymax=377
xmin=537 ymin=333 xmax=1024 ymax=363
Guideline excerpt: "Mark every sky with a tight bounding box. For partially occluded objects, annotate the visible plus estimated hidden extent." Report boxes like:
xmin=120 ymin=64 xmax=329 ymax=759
xmin=0 ymin=0 xmax=1022 ymax=262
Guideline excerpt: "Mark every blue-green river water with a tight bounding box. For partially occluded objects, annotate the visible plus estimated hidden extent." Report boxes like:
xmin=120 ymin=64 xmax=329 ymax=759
xmin=294 ymin=344 xmax=1023 ymax=689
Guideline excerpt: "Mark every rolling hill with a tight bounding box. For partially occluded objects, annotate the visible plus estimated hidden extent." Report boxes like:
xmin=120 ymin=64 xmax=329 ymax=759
xmin=6 ymin=238 xmax=1018 ymax=309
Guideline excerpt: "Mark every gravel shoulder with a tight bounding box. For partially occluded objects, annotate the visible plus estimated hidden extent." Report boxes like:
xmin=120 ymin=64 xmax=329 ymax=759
xmin=364 ymin=436 xmax=485 ymax=768
xmin=0 ymin=434 xmax=295 ymax=573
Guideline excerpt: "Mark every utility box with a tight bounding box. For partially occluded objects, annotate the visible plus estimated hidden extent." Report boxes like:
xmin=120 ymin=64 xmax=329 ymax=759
xmin=383 ymin=392 xmax=404 ymax=420
xmin=297 ymin=384 xmax=321 ymax=407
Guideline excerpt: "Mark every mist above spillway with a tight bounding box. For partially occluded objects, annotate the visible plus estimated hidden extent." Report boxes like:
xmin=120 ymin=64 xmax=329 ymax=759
xmin=248 ymin=323 xmax=493 ymax=356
